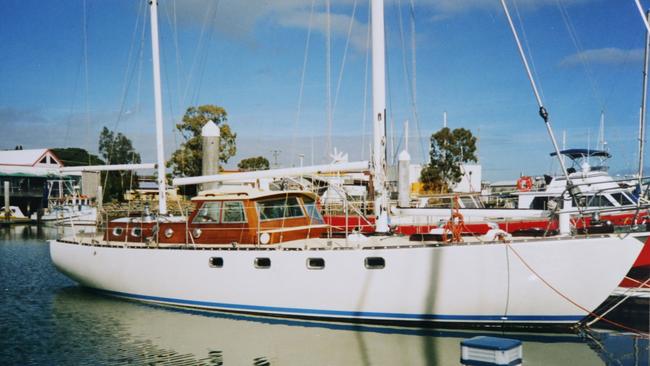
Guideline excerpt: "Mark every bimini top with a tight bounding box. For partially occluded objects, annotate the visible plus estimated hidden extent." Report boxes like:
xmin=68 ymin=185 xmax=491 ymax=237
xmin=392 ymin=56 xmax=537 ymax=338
xmin=549 ymin=149 xmax=611 ymax=160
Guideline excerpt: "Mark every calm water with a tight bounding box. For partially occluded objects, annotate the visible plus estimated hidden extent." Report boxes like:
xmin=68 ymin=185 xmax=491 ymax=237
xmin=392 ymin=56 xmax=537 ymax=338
xmin=1 ymin=225 xmax=649 ymax=365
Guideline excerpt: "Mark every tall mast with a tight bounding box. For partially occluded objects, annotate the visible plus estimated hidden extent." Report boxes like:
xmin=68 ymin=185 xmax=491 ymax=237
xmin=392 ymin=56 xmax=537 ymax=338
xmin=371 ymin=0 xmax=388 ymax=231
xmin=149 ymin=0 xmax=167 ymax=215
xmin=638 ymin=10 xmax=650 ymax=210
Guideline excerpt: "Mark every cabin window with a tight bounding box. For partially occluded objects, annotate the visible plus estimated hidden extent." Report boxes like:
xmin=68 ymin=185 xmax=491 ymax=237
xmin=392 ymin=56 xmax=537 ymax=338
xmin=577 ymin=195 xmax=614 ymax=208
xmin=302 ymin=197 xmax=324 ymax=225
xmin=307 ymin=257 xmax=325 ymax=269
xmin=364 ymin=257 xmax=385 ymax=269
xmin=255 ymin=257 xmax=271 ymax=269
xmin=460 ymin=196 xmax=480 ymax=209
xmin=221 ymin=201 xmax=246 ymax=223
xmin=611 ymin=193 xmax=633 ymax=206
xmin=112 ymin=227 xmax=124 ymax=237
xmin=193 ymin=202 xmax=221 ymax=224
xmin=39 ymin=156 xmax=48 ymax=164
xmin=131 ymin=227 xmax=142 ymax=237
xmin=529 ymin=197 xmax=550 ymax=210
xmin=209 ymin=257 xmax=224 ymax=268
xmin=257 ymin=197 xmax=304 ymax=221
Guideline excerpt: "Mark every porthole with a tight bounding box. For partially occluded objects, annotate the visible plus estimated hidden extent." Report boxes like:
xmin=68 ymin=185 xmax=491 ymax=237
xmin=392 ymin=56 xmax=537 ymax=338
xmin=112 ymin=227 xmax=124 ymax=237
xmin=307 ymin=258 xmax=325 ymax=270
xmin=131 ymin=227 xmax=142 ymax=238
xmin=259 ymin=232 xmax=270 ymax=244
xmin=255 ymin=257 xmax=271 ymax=269
xmin=209 ymin=257 xmax=224 ymax=268
xmin=364 ymin=257 xmax=385 ymax=269
xmin=192 ymin=228 xmax=202 ymax=238
xmin=164 ymin=227 xmax=174 ymax=238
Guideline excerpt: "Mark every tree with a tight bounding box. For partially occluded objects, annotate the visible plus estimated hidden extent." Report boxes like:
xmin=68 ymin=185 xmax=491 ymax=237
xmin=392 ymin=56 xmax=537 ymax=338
xmin=98 ymin=127 xmax=142 ymax=201
xmin=238 ymin=156 xmax=270 ymax=171
xmin=168 ymin=105 xmax=237 ymax=178
xmin=51 ymin=147 xmax=104 ymax=167
xmin=420 ymin=127 xmax=477 ymax=192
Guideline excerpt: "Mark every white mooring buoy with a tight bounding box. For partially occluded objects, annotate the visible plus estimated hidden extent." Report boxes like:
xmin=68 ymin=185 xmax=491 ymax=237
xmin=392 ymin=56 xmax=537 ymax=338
xmin=460 ymin=336 xmax=522 ymax=366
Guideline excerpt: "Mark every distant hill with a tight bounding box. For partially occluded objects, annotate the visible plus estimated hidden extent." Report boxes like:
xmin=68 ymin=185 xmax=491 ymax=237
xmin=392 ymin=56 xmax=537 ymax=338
xmin=51 ymin=147 xmax=104 ymax=167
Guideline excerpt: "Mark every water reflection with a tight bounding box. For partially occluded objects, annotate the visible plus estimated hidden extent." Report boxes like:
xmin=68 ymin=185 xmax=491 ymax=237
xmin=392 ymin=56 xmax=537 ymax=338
xmin=49 ymin=287 xmax=628 ymax=366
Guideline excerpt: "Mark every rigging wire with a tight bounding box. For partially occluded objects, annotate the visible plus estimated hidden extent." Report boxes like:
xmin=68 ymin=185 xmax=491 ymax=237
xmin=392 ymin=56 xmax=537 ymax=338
xmin=102 ymin=0 xmax=146 ymax=194
xmin=396 ymin=0 xmax=424 ymax=162
xmin=512 ymin=0 xmax=546 ymax=105
xmin=291 ymin=0 xmax=316 ymax=167
xmin=332 ymin=0 xmax=358 ymax=115
xmin=555 ymin=0 xmax=605 ymax=109
xmin=180 ymin=0 xmax=218 ymax=109
xmin=191 ymin=1 xmax=220 ymax=106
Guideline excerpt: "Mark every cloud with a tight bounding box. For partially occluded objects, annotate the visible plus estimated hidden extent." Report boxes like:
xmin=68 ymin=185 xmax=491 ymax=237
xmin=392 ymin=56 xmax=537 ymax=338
xmin=423 ymin=0 xmax=596 ymax=21
xmin=559 ymin=47 xmax=643 ymax=67
xmin=161 ymin=0 xmax=365 ymax=48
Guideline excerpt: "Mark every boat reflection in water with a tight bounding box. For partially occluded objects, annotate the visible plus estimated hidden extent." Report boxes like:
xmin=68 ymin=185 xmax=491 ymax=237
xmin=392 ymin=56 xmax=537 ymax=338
xmin=51 ymin=287 xmax=647 ymax=365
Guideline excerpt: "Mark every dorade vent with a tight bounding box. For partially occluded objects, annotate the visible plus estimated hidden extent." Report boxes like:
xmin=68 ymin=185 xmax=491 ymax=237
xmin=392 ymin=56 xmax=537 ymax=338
xmin=307 ymin=257 xmax=325 ymax=270
xmin=255 ymin=257 xmax=271 ymax=269
xmin=209 ymin=257 xmax=224 ymax=268
xmin=131 ymin=227 xmax=142 ymax=238
xmin=365 ymin=257 xmax=385 ymax=269
xmin=112 ymin=227 xmax=124 ymax=237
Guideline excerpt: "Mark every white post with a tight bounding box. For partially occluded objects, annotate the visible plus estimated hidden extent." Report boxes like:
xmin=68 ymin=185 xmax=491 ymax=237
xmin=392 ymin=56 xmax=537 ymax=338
xmin=149 ymin=0 xmax=167 ymax=215
xmin=559 ymin=193 xmax=572 ymax=236
xmin=371 ymin=0 xmax=389 ymax=232
xmin=398 ymin=121 xmax=410 ymax=207
xmin=4 ymin=181 xmax=9 ymax=217
xmin=96 ymin=185 xmax=103 ymax=223
xmin=398 ymin=152 xmax=411 ymax=208
xmin=201 ymin=120 xmax=221 ymax=191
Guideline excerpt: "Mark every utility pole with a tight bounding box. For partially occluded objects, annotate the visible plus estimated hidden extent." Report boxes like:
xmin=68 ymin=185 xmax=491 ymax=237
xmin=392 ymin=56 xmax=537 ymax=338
xmin=271 ymin=150 xmax=282 ymax=168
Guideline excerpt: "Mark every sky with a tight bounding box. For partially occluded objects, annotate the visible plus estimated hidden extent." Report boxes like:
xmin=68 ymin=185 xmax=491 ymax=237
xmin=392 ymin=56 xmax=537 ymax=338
xmin=0 ymin=0 xmax=648 ymax=181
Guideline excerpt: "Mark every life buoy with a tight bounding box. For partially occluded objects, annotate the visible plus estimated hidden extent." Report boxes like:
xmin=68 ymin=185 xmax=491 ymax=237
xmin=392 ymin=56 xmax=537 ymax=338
xmin=516 ymin=176 xmax=533 ymax=192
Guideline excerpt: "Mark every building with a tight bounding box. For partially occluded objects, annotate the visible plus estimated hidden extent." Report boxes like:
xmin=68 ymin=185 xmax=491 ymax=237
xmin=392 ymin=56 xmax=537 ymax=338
xmin=0 ymin=148 xmax=79 ymax=216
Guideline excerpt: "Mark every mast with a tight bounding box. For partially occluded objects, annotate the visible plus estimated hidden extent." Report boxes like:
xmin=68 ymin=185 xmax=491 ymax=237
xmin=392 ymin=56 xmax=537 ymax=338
xmin=638 ymin=10 xmax=650 ymax=211
xmin=371 ymin=0 xmax=388 ymax=232
xmin=149 ymin=0 xmax=167 ymax=215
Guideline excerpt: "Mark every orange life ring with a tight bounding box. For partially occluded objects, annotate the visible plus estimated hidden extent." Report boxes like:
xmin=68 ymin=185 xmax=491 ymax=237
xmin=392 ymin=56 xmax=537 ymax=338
xmin=442 ymin=212 xmax=464 ymax=243
xmin=516 ymin=176 xmax=533 ymax=192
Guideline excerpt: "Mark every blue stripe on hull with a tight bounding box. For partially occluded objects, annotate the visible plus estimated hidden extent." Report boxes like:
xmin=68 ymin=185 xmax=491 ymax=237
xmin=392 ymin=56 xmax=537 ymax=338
xmin=94 ymin=288 xmax=584 ymax=323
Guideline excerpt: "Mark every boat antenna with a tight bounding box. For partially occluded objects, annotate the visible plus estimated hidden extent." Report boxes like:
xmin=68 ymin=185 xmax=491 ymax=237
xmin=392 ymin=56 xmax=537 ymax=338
xmin=149 ymin=0 xmax=167 ymax=215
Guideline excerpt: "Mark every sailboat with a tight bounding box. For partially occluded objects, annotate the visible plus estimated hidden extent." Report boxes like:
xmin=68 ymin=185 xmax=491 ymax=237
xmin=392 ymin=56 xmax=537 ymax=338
xmin=50 ymin=0 xmax=644 ymax=328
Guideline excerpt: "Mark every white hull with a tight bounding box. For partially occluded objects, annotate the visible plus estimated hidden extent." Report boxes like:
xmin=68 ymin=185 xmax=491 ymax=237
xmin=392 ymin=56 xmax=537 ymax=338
xmin=49 ymin=235 xmax=642 ymax=326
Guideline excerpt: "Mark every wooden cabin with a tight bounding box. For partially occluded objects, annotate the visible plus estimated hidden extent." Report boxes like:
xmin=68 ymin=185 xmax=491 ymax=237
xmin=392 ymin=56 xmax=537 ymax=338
xmin=105 ymin=188 xmax=328 ymax=245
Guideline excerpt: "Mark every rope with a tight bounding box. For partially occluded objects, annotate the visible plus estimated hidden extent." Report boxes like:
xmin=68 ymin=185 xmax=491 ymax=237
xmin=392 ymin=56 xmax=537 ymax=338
xmin=586 ymin=278 xmax=650 ymax=327
xmin=506 ymin=240 xmax=649 ymax=337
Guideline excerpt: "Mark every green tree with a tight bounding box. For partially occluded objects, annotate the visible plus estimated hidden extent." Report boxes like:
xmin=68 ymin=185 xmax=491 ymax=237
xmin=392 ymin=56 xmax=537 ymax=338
xmin=168 ymin=105 xmax=237 ymax=178
xmin=51 ymin=147 xmax=104 ymax=166
xmin=238 ymin=156 xmax=270 ymax=171
xmin=98 ymin=127 xmax=141 ymax=201
xmin=420 ymin=127 xmax=477 ymax=192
